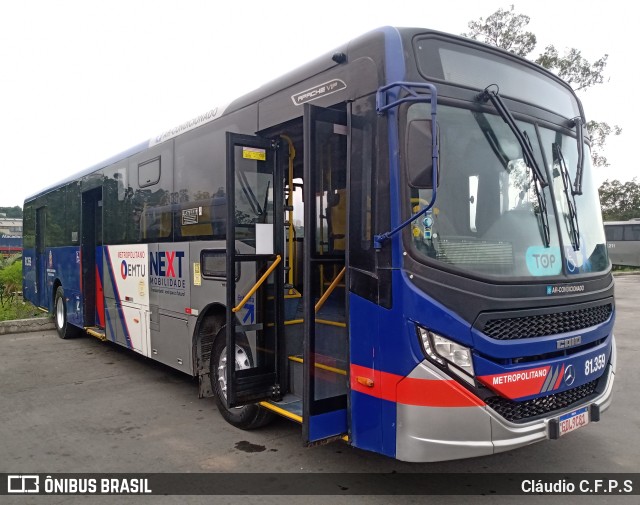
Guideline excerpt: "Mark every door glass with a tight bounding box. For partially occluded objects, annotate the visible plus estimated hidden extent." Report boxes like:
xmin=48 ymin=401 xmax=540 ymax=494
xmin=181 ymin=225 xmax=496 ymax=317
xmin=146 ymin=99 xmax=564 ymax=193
xmin=303 ymin=105 xmax=348 ymax=442
xmin=226 ymin=136 xmax=282 ymax=406
xmin=233 ymin=145 xmax=274 ymax=244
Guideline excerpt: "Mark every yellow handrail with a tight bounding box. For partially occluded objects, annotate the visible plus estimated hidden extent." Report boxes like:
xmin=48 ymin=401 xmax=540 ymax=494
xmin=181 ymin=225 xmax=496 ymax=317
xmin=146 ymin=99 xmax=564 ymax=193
xmin=232 ymin=255 xmax=281 ymax=313
xmin=280 ymin=135 xmax=296 ymax=289
xmin=314 ymin=266 xmax=345 ymax=313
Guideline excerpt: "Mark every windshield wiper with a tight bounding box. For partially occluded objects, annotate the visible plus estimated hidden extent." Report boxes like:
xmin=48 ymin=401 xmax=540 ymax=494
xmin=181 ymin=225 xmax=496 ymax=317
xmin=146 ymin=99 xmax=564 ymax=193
xmin=237 ymin=168 xmax=264 ymax=216
xmin=553 ymin=143 xmax=581 ymax=251
xmin=523 ymin=131 xmax=551 ymax=248
xmin=477 ymin=85 xmax=550 ymax=247
xmin=572 ymin=117 xmax=585 ymax=195
xmin=472 ymin=111 xmax=510 ymax=168
xmin=477 ymin=85 xmax=548 ymax=188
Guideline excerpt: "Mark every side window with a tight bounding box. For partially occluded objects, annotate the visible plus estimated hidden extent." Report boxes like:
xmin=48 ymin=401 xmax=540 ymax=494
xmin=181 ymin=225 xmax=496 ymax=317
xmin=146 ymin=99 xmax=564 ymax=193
xmin=201 ymin=249 xmax=240 ymax=281
xmin=129 ymin=143 xmax=173 ymax=243
xmin=23 ymin=202 xmax=35 ymax=249
xmin=605 ymin=226 xmax=622 ymax=241
xmin=46 ymin=188 xmax=66 ymax=247
xmin=139 ymin=157 xmax=161 ymax=187
xmin=624 ymin=225 xmax=640 ymax=241
xmin=349 ymin=99 xmax=376 ymax=271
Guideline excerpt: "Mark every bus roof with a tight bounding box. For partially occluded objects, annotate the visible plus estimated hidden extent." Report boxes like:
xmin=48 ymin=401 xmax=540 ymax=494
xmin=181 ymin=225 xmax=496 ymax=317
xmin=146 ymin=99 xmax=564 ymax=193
xmin=24 ymin=25 xmax=575 ymax=204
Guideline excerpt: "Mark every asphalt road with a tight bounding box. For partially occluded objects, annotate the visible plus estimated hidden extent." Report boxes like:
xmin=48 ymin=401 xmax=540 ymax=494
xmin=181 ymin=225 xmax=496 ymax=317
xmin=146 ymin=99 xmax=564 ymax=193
xmin=1 ymin=276 xmax=638 ymax=504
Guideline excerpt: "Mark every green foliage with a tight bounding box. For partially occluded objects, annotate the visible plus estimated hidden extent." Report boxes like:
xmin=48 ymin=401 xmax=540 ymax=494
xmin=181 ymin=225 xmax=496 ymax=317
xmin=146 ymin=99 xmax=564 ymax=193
xmin=0 ymin=298 xmax=43 ymax=321
xmin=463 ymin=6 xmax=608 ymax=92
xmin=463 ymin=6 xmax=621 ymax=169
xmin=587 ymin=120 xmax=623 ymax=168
xmin=462 ymin=5 xmax=536 ymax=57
xmin=0 ymin=257 xmax=42 ymax=321
xmin=598 ymin=178 xmax=640 ymax=221
xmin=0 ymin=258 xmax=22 ymax=307
xmin=0 ymin=206 xmax=23 ymax=218
xmin=535 ymin=47 xmax=609 ymax=91
xmin=0 ymin=259 xmax=22 ymax=289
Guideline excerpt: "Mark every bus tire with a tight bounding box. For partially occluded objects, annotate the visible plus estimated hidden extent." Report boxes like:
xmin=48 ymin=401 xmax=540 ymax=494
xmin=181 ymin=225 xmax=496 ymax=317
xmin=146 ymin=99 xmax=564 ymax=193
xmin=54 ymin=286 xmax=79 ymax=339
xmin=210 ymin=326 xmax=274 ymax=430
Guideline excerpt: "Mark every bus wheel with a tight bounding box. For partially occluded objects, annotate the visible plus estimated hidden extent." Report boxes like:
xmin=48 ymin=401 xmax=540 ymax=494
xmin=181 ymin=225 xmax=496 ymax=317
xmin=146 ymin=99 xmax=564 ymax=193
xmin=210 ymin=327 xmax=274 ymax=430
xmin=54 ymin=287 xmax=79 ymax=339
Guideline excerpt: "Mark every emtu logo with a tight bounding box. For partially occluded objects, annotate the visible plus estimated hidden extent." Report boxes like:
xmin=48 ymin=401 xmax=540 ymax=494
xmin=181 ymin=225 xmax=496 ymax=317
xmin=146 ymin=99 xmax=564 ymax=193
xmin=120 ymin=260 xmax=146 ymax=280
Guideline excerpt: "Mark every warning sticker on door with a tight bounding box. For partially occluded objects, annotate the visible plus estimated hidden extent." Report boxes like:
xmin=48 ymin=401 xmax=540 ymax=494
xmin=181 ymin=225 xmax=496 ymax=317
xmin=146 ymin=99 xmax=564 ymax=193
xmin=193 ymin=262 xmax=201 ymax=286
xmin=242 ymin=147 xmax=266 ymax=161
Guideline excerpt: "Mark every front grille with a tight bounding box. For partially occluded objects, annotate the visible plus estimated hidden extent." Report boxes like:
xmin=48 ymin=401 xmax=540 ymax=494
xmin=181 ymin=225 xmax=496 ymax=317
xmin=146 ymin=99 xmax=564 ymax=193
xmin=481 ymin=303 xmax=613 ymax=340
xmin=485 ymin=379 xmax=599 ymax=423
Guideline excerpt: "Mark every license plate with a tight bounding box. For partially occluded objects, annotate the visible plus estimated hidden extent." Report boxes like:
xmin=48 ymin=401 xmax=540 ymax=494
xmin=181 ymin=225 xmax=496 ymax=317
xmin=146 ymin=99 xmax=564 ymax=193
xmin=558 ymin=406 xmax=590 ymax=436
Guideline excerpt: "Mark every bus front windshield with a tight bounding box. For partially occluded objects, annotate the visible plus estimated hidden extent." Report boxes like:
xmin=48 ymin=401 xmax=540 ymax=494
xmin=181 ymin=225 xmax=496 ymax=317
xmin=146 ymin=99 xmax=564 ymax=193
xmin=406 ymin=104 xmax=609 ymax=279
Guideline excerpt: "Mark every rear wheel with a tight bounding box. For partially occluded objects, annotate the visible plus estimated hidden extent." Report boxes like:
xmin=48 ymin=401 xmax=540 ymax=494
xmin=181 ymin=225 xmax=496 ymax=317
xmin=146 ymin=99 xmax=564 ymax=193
xmin=211 ymin=326 xmax=274 ymax=430
xmin=54 ymin=287 xmax=80 ymax=339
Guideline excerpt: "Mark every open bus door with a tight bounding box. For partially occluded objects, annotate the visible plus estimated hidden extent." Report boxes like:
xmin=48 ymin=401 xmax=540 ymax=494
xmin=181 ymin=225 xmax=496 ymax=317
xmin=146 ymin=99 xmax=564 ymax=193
xmin=35 ymin=206 xmax=46 ymax=308
xmin=81 ymin=187 xmax=102 ymax=328
xmin=225 ymin=133 xmax=285 ymax=407
xmin=302 ymin=104 xmax=349 ymax=444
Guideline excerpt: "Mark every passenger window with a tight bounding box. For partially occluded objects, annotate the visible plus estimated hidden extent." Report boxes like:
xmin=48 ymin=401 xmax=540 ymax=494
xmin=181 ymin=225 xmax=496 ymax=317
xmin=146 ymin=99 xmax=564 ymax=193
xmin=201 ymin=250 xmax=226 ymax=278
xmin=201 ymin=250 xmax=240 ymax=281
xmin=139 ymin=157 xmax=161 ymax=187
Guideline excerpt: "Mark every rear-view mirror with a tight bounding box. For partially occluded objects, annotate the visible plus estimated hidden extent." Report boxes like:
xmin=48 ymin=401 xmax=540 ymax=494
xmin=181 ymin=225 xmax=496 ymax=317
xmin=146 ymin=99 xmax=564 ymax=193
xmin=406 ymin=119 xmax=439 ymax=188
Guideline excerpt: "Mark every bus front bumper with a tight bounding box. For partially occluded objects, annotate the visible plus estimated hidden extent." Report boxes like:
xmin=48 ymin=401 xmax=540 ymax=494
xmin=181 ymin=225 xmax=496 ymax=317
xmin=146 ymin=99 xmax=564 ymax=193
xmin=395 ymin=336 xmax=616 ymax=463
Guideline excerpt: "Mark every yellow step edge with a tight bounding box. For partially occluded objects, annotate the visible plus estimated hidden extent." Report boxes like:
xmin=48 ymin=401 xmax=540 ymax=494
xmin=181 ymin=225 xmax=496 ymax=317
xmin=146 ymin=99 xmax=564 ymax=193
xmin=259 ymin=401 xmax=303 ymax=423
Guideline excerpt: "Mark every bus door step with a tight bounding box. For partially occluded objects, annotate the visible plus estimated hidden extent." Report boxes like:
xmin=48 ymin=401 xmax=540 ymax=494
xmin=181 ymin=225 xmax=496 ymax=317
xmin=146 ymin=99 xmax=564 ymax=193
xmin=85 ymin=326 xmax=107 ymax=341
xmin=260 ymin=393 xmax=303 ymax=423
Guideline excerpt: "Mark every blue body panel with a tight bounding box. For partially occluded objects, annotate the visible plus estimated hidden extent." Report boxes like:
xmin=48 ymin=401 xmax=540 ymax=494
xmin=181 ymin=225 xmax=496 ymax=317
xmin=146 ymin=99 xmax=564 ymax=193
xmin=21 ymin=248 xmax=36 ymax=305
xmin=308 ymin=409 xmax=348 ymax=442
xmin=22 ymin=246 xmax=81 ymax=319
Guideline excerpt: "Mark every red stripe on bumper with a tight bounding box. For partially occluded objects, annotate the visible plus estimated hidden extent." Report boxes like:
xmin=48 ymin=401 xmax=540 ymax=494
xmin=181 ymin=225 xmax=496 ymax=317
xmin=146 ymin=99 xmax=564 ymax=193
xmin=350 ymin=364 xmax=484 ymax=408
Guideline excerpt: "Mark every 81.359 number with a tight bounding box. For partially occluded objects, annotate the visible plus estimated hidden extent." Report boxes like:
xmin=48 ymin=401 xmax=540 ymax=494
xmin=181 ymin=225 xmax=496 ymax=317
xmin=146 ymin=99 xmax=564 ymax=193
xmin=585 ymin=354 xmax=606 ymax=376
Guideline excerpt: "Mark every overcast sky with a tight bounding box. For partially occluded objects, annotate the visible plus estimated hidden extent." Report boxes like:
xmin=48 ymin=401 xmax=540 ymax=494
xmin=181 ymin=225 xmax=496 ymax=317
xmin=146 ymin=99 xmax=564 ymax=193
xmin=0 ymin=0 xmax=635 ymax=208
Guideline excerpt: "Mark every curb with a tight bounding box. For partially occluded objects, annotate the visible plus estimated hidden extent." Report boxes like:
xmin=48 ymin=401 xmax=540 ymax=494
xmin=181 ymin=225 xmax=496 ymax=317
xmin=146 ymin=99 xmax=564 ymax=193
xmin=0 ymin=317 xmax=55 ymax=335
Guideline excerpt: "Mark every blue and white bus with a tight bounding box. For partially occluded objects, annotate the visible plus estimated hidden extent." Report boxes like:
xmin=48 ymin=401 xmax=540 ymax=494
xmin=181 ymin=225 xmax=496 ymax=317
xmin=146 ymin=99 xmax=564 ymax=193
xmin=22 ymin=26 xmax=615 ymax=462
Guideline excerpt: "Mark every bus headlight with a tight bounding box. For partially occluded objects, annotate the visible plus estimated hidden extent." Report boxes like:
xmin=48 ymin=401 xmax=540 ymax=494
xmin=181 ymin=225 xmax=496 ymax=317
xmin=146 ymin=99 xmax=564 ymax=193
xmin=417 ymin=327 xmax=475 ymax=383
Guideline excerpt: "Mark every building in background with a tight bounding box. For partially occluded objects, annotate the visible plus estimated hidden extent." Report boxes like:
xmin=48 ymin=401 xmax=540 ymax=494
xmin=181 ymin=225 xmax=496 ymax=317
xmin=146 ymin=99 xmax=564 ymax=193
xmin=0 ymin=213 xmax=22 ymax=257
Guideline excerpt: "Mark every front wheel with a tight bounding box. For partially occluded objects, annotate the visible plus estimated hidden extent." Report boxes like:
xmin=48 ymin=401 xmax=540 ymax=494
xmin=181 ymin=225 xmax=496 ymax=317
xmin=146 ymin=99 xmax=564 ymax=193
xmin=210 ymin=326 xmax=274 ymax=430
xmin=54 ymin=287 xmax=80 ymax=339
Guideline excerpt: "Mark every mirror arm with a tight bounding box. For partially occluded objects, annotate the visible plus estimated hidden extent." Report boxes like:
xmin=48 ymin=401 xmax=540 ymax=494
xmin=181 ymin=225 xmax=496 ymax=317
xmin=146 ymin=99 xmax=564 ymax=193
xmin=374 ymin=196 xmax=437 ymax=249
xmin=374 ymin=82 xmax=439 ymax=250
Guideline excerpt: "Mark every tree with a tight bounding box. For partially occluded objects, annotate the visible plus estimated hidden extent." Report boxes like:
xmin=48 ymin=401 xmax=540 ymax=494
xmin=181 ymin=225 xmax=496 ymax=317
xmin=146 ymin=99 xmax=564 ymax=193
xmin=462 ymin=5 xmax=621 ymax=167
xmin=463 ymin=6 xmax=536 ymax=57
xmin=588 ymin=121 xmax=623 ymax=168
xmin=598 ymin=179 xmax=640 ymax=221
xmin=0 ymin=206 xmax=22 ymax=218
